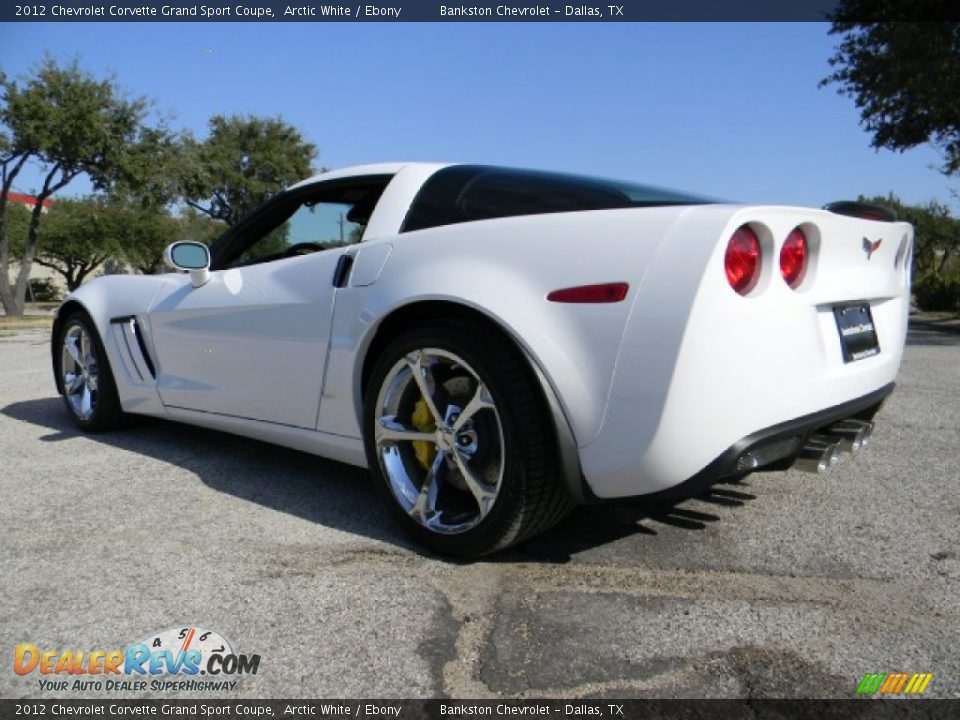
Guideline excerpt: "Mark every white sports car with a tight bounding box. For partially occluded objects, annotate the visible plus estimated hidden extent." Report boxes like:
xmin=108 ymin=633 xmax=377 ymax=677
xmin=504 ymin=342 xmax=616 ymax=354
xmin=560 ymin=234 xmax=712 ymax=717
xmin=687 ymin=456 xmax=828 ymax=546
xmin=52 ymin=163 xmax=912 ymax=556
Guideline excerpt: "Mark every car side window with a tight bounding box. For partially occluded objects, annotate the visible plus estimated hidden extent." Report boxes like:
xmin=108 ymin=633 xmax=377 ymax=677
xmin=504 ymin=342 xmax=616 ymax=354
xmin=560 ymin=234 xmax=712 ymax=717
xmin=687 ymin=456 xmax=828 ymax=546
xmin=230 ymin=200 xmax=364 ymax=268
xmin=211 ymin=175 xmax=393 ymax=271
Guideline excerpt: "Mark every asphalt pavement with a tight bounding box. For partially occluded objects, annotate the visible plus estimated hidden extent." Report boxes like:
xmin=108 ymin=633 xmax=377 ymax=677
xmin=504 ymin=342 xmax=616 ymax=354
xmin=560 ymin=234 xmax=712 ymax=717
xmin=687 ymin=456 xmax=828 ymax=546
xmin=1 ymin=322 xmax=957 ymax=699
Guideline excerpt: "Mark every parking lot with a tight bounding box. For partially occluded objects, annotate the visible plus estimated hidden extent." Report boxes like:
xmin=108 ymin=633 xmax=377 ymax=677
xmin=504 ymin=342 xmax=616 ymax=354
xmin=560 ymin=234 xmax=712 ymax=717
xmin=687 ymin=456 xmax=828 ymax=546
xmin=1 ymin=320 xmax=958 ymax=699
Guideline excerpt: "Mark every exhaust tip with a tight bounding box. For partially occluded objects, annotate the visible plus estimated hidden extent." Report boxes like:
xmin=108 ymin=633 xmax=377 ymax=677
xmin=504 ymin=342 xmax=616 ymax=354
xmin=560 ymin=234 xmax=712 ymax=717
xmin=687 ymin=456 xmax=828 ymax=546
xmin=827 ymin=419 xmax=874 ymax=452
xmin=793 ymin=454 xmax=829 ymax=474
xmin=793 ymin=439 xmax=842 ymax=474
xmin=827 ymin=442 xmax=843 ymax=466
xmin=809 ymin=437 xmax=842 ymax=466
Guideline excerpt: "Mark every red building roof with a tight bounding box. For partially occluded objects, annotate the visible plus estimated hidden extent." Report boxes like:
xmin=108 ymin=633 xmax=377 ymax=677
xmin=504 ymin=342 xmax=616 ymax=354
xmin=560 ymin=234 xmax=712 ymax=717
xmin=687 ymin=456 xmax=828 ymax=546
xmin=6 ymin=192 xmax=54 ymax=210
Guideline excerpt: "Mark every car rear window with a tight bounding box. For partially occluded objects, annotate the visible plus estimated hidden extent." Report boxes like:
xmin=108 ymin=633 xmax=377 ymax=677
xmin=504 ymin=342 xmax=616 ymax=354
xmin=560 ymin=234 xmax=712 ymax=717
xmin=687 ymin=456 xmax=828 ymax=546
xmin=401 ymin=165 xmax=713 ymax=232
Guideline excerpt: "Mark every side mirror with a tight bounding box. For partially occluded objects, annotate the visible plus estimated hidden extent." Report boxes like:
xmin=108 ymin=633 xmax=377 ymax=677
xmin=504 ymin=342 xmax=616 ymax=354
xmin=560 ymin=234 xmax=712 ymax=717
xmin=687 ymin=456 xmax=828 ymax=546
xmin=164 ymin=241 xmax=211 ymax=288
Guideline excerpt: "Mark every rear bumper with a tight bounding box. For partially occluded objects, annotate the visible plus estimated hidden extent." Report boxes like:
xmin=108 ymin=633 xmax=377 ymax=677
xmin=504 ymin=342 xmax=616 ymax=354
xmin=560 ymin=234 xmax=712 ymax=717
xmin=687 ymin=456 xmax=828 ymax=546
xmin=578 ymin=291 xmax=906 ymax=499
xmin=624 ymin=382 xmax=893 ymax=503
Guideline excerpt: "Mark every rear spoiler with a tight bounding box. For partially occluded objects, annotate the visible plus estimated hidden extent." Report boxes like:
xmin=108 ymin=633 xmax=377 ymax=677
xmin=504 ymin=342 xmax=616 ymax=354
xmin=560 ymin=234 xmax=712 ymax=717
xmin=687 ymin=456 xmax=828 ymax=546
xmin=823 ymin=201 xmax=898 ymax=223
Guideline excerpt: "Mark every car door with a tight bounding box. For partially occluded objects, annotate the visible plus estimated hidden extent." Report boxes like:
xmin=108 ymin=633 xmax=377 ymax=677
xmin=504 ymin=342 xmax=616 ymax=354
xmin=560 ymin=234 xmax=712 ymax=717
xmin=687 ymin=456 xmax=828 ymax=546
xmin=147 ymin=176 xmax=391 ymax=429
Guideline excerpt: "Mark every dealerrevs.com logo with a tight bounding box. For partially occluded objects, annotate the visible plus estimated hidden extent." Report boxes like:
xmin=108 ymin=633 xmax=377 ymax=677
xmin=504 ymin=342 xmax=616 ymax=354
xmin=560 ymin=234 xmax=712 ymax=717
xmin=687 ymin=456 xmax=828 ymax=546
xmin=14 ymin=626 xmax=261 ymax=692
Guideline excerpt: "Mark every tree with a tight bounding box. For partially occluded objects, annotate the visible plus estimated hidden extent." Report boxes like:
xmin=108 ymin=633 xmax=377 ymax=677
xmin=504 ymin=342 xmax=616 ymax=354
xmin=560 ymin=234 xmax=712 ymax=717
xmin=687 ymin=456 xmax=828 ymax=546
xmin=122 ymin=204 xmax=225 ymax=275
xmin=3 ymin=195 xmax=205 ymax=285
xmin=179 ymin=114 xmax=317 ymax=227
xmin=32 ymin=197 xmax=117 ymax=291
xmin=176 ymin=205 xmax=227 ymax=245
xmin=0 ymin=57 xmax=173 ymax=315
xmin=111 ymin=200 xmax=185 ymax=275
xmin=2 ymin=200 xmax=29 ymax=257
xmin=34 ymin=196 xmax=206 ymax=289
xmin=858 ymin=193 xmax=960 ymax=278
xmin=822 ymin=7 xmax=960 ymax=175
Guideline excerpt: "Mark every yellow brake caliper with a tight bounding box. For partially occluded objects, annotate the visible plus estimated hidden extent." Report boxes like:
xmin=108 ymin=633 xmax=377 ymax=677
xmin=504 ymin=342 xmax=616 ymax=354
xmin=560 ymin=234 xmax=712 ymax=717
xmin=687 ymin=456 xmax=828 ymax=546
xmin=411 ymin=397 xmax=437 ymax=470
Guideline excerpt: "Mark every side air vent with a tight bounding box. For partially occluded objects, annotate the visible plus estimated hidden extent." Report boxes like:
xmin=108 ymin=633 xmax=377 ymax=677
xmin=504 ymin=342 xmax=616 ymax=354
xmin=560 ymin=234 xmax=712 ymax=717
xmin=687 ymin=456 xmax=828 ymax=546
xmin=109 ymin=316 xmax=156 ymax=382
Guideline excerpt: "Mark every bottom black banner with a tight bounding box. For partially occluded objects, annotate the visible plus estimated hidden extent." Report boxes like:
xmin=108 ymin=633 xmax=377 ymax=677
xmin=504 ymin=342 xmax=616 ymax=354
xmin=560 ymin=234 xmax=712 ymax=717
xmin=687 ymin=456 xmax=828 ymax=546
xmin=0 ymin=700 xmax=958 ymax=720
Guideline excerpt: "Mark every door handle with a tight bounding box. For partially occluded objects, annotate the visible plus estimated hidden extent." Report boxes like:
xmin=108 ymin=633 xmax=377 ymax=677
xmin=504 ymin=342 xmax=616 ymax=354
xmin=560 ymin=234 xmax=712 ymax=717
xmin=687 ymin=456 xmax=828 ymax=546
xmin=332 ymin=254 xmax=354 ymax=288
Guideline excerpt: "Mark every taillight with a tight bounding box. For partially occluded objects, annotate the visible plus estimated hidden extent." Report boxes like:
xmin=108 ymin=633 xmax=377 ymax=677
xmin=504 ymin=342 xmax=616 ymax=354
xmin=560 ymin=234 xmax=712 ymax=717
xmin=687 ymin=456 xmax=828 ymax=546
xmin=779 ymin=227 xmax=808 ymax=289
xmin=547 ymin=283 xmax=629 ymax=303
xmin=724 ymin=225 xmax=761 ymax=295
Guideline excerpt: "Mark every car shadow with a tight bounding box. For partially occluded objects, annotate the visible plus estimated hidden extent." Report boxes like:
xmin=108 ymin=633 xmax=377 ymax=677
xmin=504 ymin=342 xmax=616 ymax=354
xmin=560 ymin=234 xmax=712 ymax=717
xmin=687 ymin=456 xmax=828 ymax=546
xmin=2 ymin=396 xmax=415 ymax=549
xmin=3 ymin=396 xmax=755 ymax=563
xmin=500 ymin=481 xmax=756 ymax=563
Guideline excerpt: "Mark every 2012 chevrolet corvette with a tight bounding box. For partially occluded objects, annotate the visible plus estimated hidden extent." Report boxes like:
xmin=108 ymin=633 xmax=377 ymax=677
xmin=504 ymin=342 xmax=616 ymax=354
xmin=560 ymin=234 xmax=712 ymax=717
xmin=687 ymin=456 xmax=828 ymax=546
xmin=52 ymin=163 xmax=913 ymax=555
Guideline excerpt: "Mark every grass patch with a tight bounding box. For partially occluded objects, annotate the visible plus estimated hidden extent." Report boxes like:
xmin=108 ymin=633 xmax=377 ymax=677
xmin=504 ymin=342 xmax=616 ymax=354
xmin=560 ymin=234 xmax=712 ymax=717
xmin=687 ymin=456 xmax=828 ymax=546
xmin=0 ymin=315 xmax=54 ymax=331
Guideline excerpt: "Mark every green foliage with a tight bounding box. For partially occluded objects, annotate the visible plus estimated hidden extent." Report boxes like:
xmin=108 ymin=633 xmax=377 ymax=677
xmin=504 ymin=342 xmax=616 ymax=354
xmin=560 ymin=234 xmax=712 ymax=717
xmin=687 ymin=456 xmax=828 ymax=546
xmin=913 ymin=275 xmax=960 ymax=312
xmin=823 ymin=8 xmax=960 ymax=175
xmin=118 ymin=203 xmax=226 ymax=275
xmin=176 ymin=205 xmax=227 ymax=246
xmin=1 ymin=56 xmax=169 ymax=193
xmin=3 ymin=201 xmax=30 ymax=256
xmin=108 ymin=198 xmax=181 ymax=275
xmin=5 ymin=194 xmax=216 ymax=283
xmin=179 ymin=114 xmax=317 ymax=226
xmin=0 ymin=56 xmax=173 ymax=315
xmin=32 ymin=196 xmax=117 ymax=290
xmin=28 ymin=277 xmax=60 ymax=302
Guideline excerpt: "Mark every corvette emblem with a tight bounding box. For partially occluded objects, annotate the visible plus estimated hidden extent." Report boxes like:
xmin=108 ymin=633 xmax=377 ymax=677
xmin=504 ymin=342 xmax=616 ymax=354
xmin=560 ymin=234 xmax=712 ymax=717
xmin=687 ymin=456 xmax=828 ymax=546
xmin=863 ymin=237 xmax=882 ymax=259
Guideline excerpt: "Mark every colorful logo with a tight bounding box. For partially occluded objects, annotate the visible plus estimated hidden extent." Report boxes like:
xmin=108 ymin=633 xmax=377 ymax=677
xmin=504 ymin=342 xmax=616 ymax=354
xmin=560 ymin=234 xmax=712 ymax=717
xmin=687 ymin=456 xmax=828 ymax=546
xmin=14 ymin=626 xmax=260 ymax=692
xmin=862 ymin=237 xmax=882 ymax=259
xmin=856 ymin=672 xmax=933 ymax=695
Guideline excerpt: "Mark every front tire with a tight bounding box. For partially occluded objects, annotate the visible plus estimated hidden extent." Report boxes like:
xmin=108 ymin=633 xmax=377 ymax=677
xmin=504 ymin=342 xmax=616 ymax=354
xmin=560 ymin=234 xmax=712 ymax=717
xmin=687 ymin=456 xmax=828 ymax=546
xmin=363 ymin=321 xmax=573 ymax=557
xmin=57 ymin=312 xmax=125 ymax=432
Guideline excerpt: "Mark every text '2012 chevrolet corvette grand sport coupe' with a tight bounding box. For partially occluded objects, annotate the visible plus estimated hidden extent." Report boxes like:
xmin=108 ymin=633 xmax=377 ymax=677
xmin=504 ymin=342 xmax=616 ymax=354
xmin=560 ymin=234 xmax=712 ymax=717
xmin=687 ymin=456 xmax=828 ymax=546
xmin=52 ymin=163 xmax=912 ymax=556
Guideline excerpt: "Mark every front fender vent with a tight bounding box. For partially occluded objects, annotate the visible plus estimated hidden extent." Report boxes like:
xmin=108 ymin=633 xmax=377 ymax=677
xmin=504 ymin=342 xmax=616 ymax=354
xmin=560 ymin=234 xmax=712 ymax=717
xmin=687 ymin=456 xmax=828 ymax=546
xmin=109 ymin=316 xmax=156 ymax=382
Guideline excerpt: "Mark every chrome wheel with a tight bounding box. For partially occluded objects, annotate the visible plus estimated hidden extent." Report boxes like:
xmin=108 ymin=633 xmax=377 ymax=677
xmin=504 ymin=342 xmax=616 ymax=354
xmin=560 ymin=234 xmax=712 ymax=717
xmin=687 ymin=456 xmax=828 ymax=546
xmin=374 ymin=348 xmax=504 ymax=535
xmin=61 ymin=323 xmax=99 ymax=421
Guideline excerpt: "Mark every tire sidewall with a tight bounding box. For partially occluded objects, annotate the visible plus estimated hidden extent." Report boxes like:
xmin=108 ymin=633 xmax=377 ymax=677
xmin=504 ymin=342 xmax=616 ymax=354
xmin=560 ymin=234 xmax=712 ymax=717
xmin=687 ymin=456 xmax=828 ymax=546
xmin=58 ymin=313 xmax=121 ymax=432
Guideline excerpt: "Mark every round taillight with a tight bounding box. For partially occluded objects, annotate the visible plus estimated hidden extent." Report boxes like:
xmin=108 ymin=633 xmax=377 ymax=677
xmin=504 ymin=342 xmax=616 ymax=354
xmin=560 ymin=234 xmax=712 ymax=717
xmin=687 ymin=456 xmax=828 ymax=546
xmin=725 ymin=225 xmax=761 ymax=295
xmin=780 ymin=227 xmax=808 ymax=289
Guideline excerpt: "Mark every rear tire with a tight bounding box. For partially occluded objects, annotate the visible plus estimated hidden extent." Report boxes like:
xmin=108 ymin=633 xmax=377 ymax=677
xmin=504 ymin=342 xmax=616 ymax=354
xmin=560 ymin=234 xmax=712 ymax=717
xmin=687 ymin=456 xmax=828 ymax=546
xmin=363 ymin=320 xmax=573 ymax=557
xmin=57 ymin=312 xmax=125 ymax=432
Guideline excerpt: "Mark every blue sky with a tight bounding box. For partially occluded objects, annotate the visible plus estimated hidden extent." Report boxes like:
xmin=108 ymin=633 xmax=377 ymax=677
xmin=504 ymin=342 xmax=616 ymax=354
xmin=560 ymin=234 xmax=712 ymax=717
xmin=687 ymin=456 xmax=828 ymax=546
xmin=1 ymin=21 xmax=957 ymax=212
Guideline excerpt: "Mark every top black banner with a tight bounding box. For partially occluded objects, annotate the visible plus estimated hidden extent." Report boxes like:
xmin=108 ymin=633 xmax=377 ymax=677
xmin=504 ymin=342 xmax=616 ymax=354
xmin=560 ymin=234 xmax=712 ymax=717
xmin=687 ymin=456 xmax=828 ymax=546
xmin=3 ymin=0 xmax=960 ymax=23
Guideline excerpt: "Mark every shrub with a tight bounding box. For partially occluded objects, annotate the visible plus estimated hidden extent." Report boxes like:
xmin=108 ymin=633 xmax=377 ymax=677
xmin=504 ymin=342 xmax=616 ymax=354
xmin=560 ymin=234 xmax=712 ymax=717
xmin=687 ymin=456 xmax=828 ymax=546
xmin=28 ymin=278 xmax=62 ymax=303
xmin=913 ymin=275 xmax=960 ymax=312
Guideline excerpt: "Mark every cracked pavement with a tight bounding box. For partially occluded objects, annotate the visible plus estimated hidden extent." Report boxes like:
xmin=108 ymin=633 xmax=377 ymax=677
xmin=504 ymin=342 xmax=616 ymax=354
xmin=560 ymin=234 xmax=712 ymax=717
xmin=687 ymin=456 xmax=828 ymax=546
xmin=1 ymin=321 xmax=957 ymax=699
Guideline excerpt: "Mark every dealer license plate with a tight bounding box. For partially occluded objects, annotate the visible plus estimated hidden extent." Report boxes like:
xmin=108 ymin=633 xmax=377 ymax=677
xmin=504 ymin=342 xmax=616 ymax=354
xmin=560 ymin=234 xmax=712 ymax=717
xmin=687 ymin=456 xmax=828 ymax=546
xmin=834 ymin=303 xmax=880 ymax=363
